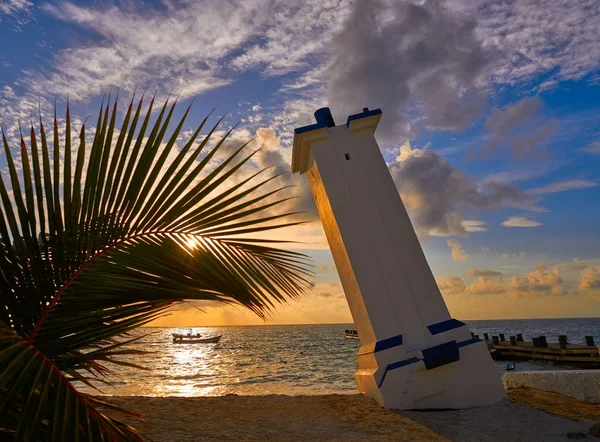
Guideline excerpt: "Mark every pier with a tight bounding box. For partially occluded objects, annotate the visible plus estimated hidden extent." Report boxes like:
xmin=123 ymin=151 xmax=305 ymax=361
xmin=475 ymin=333 xmax=600 ymax=368
xmin=344 ymin=329 xmax=600 ymax=368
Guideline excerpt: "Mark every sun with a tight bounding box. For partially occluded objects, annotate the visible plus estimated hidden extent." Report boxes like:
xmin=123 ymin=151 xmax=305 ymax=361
xmin=185 ymin=237 xmax=200 ymax=250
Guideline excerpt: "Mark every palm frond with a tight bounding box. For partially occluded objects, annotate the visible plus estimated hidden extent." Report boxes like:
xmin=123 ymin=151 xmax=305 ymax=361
xmin=0 ymin=96 xmax=312 ymax=440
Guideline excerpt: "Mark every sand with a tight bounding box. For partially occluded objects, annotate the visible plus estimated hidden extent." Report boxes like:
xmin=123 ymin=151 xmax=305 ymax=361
xmin=108 ymin=389 xmax=598 ymax=442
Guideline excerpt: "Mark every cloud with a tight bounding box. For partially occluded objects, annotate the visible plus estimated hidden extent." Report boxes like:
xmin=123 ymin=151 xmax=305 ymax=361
xmin=437 ymin=276 xmax=466 ymax=296
xmin=508 ymin=262 xmax=565 ymax=297
xmin=501 ymin=216 xmax=542 ymax=227
xmin=447 ymin=239 xmax=468 ymax=261
xmin=229 ymin=0 xmax=349 ymax=76
xmin=526 ymin=180 xmax=597 ymax=195
xmin=461 ymin=220 xmax=488 ymax=232
xmin=0 ymin=0 xmax=33 ymax=25
xmin=577 ymin=141 xmax=600 ymax=155
xmin=467 ymin=269 xmax=504 ymax=278
xmin=34 ymin=1 xmax=248 ymax=100
xmin=269 ymin=96 xmax=327 ymax=148
xmin=465 ymin=276 xmax=506 ymax=295
xmin=480 ymin=97 xmax=558 ymax=158
xmin=441 ymin=261 xmax=569 ymax=298
xmin=389 ymin=141 xmax=534 ymax=236
xmin=559 ymin=258 xmax=591 ymax=272
xmin=579 ymin=266 xmax=600 ymax=290
xmin=251 ymin=127 xmax=317 ymax=220
xmin=463 ymin=0 xmax=600 ymax=85
xmin=327 ymin=0 xmax=499 ymax=140
xmin=35 ymin=0 xmax=350 ymax=103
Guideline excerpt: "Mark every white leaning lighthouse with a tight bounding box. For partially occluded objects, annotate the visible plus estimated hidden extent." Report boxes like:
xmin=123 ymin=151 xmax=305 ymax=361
xmin=292 ymin=107 xmax=506 ymax=410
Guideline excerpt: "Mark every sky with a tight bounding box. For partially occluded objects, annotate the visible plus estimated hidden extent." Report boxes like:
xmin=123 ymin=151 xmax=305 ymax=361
xmin=1 ymin=0 xmax=599 ymax=325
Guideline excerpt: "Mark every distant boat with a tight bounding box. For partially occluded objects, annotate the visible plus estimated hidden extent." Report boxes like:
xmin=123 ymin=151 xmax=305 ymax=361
xmin=172 ymin=329 xmax=221 ymax=344
xmin=172 ymin=335 xmax=222 ymax=344
xmin=345 ymin=329 xmax=359 ymax=339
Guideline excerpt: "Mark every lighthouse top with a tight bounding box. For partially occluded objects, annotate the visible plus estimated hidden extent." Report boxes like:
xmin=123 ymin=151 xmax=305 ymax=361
xmin=291 ymin=107 xmax=382 ymax=174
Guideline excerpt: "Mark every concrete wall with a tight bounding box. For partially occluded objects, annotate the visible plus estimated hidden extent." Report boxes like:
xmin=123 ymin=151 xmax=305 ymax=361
xmin=503 ymin=370 xmax=600 ymax=403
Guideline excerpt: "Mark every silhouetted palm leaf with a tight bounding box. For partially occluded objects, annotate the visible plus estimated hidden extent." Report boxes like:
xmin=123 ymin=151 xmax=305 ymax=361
xmin=0 ymin=95 xmax=312 ymax=440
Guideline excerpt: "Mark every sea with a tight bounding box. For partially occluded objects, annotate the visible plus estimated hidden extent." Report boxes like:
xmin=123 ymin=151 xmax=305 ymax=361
xmin=80 ymin=318 xmax=600 ymax=397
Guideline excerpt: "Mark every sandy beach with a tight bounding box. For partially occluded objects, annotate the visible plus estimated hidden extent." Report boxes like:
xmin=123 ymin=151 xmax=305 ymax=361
xmin=108 ymin=388 xmax=598 ymax=442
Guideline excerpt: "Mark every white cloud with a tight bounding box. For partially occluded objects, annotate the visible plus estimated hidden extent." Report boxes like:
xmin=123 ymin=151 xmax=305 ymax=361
xmin=0 ymin=0 xmax=33 ymax=24
xmin=501 ymin=216 xmax=542 ymax=228
xmin=389 ymin=141 xmax=534 ymax=236
xmin=461 ymin=220 xmax=488 ymax=232
xmin=526 ymin=180 xmax=597 ymax=195
xmin=447 ymin=239 xmax=468 ymax=261
xmin=269 ymin=96 xmax=327 ymax=148
xmin=460 ymin=0 xmax=600 ymax=85
xmin=230 ymin=0 xmax=350 ymax=76
xmin=34 ymin=0 xmax=349 ymax=103
xmin=37 ymin=1 xmax=261 ymax=100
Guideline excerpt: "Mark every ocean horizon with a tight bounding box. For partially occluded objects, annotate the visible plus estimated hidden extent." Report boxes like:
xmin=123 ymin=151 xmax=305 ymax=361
xmin=77 ymin=317 xmax=600 ymax=398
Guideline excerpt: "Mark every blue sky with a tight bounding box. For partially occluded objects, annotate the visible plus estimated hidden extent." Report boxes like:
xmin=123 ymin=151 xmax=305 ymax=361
xmin=1 ymin=0 xmax=600 ymax=323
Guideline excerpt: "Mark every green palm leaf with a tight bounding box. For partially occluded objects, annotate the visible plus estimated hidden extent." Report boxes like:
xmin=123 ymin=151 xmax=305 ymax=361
xmin=0 ymin=96 xmax=312 ymax=440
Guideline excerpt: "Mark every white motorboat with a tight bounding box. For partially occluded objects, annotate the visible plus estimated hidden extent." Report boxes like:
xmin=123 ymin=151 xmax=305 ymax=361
xmin=171 ymin=329 xmax=221 ymax=344
xmin=344 ymin=329 xmax=359 ymax=339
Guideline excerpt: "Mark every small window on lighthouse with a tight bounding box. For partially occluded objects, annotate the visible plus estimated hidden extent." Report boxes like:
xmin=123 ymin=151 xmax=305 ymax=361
xmin=344 ymin=153 xmax=351 ymax=160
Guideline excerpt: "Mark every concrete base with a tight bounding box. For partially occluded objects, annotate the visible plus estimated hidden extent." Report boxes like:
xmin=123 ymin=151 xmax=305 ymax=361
xmin=503 ymin=370 xmax=600 ymax=403
xmin=356 ymin=332 xmax=507 ymax=410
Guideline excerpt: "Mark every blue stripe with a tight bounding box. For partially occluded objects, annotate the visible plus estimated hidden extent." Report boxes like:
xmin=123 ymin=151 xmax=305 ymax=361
xmin=346 ymin=108 xmax=382 ymax=127
xmin=422 ymin=340 xmax=459 ymax=370
xmin=427 ymin=318 xmax=465 ymax=335
xmin=377 ymin=357 xmax=420 ymax=388
xmin=295 ymin=108 xmax=336 ymax=134
xmin=294 ymin=122 xmax=327 ymax=135
xmin=457 ymin=338 xmax=481 ymax=348
xmin=374 ymin=334 xmax=403 ymax=352
xmin=377 ymin=338 xmax=483 ymax=389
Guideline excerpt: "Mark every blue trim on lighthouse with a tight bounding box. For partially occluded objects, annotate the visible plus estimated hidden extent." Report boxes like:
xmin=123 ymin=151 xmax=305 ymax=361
xmin=457 ymin=338 xmax=482 ymax=348
xmin=422 ymin=341 xmax=460 ymax=370
xmin=374 ymin=334 xmax=403 ymax=352
xmin=346 ymin=107 xmax=382 ymax=127
xmin=294 ymin=107 xmax=336 ymax=135
xmin=376 ymin=337 xmax=480 ymax=388
xmin=427 ymin=318 xmax=466 ymax=335
xmin=377 ymin=357 xmax=420 ymax=388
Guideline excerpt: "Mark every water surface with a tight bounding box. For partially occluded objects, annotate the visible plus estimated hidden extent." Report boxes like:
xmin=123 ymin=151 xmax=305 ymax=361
xmin=79 ymin=318 xmax=599 ymax=397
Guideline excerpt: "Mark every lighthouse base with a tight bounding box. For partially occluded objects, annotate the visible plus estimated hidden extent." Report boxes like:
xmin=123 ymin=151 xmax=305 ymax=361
xmin=355 ymin=336 xmax=507 ymax=410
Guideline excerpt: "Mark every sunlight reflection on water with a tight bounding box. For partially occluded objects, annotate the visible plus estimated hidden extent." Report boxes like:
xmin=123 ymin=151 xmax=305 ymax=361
xmin=75 ymin=319 xmax=599 ymax=397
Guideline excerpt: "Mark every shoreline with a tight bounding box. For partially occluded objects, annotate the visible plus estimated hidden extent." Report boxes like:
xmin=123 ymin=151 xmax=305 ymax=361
xmin=107 ymin=389 xmax=598 ymax=442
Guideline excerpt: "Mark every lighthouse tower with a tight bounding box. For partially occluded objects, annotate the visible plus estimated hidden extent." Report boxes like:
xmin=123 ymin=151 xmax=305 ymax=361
xmin=292 ymin=107 xmax=506 ymax=409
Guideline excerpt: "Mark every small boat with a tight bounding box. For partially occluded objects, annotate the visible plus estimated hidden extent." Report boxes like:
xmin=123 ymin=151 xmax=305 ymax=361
xmin=171 ymin=329 xmax=221 ymax=344
xmin=345 ymin=329 xmax=359 ymax=339
xmin=172 ymin=335 xmax=221 ymax=344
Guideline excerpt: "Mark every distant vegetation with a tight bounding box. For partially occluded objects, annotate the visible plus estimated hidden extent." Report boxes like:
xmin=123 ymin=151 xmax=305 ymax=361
xmin=0 ymin=95 xmax=312 ymax=441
